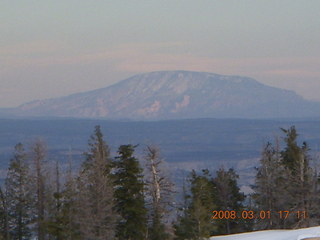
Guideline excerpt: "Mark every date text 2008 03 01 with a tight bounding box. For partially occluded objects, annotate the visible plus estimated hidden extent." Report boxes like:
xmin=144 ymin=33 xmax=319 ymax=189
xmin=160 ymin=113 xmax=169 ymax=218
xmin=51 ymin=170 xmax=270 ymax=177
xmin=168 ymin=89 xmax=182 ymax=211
xmin=212 ymin=210 xmax=307 ymax=220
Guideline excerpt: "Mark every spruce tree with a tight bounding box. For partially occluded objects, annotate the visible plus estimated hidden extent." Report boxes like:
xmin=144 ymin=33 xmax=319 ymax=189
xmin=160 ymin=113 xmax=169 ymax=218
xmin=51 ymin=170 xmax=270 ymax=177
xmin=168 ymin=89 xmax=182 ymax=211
xmin=252 ymin=142 xmax=286 ymax=230
xmin=112 ymin=144 xmax=147 ymax=239
xmin=76 ymin=125 xmax=118 ymax=240
xmin=174 ymin=169 xmax=216 ymax=240
xmin=281 ymin=126 xmax=301 ymax=172
xmin=213 ymin=167 xmax=247 ymax=234
xmin=47 ymin=161 xmax=72 ymax=240
xmin=60 ymin=161 xmax=80 ymax=240
xmin=253 ymin=127 xmax=320 ymax=229
xmin=48 ymin=156 xmax=80 ymax=240
xmin=5 ymin=143 xmax=33 ymax=240
xmin=0 ymin=187 xmax=9 ymax=240
xmin=189 ymin=169 xmax=216 ymax=238
xmin=280 ymin=126 xmax=319 ymax=228
xmin=174 ymin=172 xmax=192 ymax=240
xmin=29 ymin=138 xmax=48 ymax=240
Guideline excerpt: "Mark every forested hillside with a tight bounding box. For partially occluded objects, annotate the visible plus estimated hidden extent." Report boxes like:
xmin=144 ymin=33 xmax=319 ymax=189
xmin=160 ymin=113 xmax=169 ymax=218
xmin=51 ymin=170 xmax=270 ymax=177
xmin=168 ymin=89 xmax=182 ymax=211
xmin=0 ymin=125 xmax=319 ymax=239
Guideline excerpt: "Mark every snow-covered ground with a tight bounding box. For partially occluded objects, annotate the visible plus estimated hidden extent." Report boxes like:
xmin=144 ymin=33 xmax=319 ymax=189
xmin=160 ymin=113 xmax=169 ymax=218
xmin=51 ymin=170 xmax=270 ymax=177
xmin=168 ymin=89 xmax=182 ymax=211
xmin=210 ymin=226 xmax=320 ymax=240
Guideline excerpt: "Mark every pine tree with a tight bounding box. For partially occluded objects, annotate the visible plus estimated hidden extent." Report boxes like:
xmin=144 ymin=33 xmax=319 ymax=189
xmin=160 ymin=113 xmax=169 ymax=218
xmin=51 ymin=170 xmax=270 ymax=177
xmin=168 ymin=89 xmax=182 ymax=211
xmin=5 ymin=143 xmax=33 ymax=239
xmin=144 ymin=144 xmax=174 ymax=240
xmin=76 ymin=125 xmax=118 ymax=240
xmin=112 ymin=144 xmax=147 ymax=239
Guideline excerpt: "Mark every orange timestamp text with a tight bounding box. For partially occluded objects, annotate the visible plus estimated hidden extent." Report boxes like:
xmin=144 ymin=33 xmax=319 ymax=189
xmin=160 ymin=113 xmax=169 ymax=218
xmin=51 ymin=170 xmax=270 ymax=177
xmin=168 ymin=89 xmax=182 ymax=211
xmin=212 ymin=210 xmax=307 ymax=220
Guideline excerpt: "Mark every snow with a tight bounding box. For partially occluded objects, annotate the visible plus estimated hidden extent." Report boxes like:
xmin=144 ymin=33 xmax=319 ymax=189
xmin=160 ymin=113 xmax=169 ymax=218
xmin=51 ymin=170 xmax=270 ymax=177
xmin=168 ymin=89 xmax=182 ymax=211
xmin=210 ymin=226 xmax=320 ymax=240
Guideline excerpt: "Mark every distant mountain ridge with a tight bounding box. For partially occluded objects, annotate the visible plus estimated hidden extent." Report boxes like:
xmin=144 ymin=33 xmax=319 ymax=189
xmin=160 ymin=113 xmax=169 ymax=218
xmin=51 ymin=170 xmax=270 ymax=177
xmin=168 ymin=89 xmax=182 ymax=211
xmin=6 ymin=71 xmax=320 ymax=119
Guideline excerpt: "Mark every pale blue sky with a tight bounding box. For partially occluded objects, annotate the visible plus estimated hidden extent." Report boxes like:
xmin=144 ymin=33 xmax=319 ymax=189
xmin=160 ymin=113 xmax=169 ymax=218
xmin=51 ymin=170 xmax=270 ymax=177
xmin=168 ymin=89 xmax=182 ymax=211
xmin=1 ymin=1 xmax=320 ymax=107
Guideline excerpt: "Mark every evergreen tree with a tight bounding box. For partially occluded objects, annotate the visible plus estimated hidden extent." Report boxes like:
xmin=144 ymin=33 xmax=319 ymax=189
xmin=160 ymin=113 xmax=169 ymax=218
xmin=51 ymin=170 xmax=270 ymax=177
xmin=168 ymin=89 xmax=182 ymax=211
xmin=213 ymin=167 xmax=247 ymax=234
xmin=0 ymin=187 xmax=9 ymax=240
xmin=189 ymin=170 xmax=216 ymax=239
xmin=144 ymin=144 xmax=174 ymax=240
xmin=281 ymin=126 xmax=301 ymax=172
xmin=61 ymin=161 xmax=80 ymax=240
xmin=252 ymin=142 xmax=286 ymax=230
xmin=280 ymin=126 xmax=319 ymax=228
xmin=113 ymin=144 xmax=147 ymax=239
xmin=173 ymin=172 xmax=192 ymax=240
xmin=29 ymin=138 xmax=48 ymax=240
xmin=174 ymin=170 xmax=215 ymax=240
xmin=76 ymin=126 xmax=118 ymax=240
xmin=5 ymin=143 xmax=33 ymax=239
xmin=253 ymin=126 xmax=320 ymax=229
xmin=47 ymin=161 xmax=73 ymax=240
xmin=48 ymin=156 xmax=80 ymax=240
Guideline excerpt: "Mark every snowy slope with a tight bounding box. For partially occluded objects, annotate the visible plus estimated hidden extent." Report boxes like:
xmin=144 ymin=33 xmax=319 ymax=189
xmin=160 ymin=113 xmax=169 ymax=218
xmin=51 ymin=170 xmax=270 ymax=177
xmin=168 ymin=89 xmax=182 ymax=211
xmin=210 ymin=226 xmax=320 ymax=240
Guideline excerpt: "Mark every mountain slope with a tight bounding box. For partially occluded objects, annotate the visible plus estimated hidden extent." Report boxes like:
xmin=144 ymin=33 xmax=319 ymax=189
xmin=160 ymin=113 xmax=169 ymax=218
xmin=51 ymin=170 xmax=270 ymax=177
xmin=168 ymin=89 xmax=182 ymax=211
xmin=9 ymin=71 xmax=320 ymax=119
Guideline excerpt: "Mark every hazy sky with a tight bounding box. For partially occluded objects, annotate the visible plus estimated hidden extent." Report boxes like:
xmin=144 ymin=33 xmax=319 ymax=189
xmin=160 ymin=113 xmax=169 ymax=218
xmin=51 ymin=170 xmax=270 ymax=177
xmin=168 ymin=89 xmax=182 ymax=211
xmin=1 ymin=1 xmax=320 ymax=107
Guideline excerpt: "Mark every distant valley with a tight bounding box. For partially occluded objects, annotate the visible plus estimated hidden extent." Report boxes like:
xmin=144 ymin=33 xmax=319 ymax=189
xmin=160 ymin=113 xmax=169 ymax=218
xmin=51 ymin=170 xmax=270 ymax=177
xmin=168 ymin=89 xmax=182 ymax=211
xmin=2 ymin=70 xmax=320 ymax=119
xmin=1 ymin=118 xmax=319 ymax=191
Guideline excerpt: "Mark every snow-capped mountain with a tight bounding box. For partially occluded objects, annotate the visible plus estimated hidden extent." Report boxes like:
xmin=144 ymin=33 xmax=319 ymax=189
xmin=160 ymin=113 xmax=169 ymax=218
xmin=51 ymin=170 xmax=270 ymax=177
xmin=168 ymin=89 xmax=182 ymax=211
xmin=8 ymin=71 xmax=320 ymax=119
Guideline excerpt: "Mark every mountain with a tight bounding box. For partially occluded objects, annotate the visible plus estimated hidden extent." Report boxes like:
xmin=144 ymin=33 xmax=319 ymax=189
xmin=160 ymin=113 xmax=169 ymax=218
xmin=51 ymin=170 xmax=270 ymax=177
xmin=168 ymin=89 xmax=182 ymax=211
xmin=7 ymin=71 xmax=320 ymax=119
